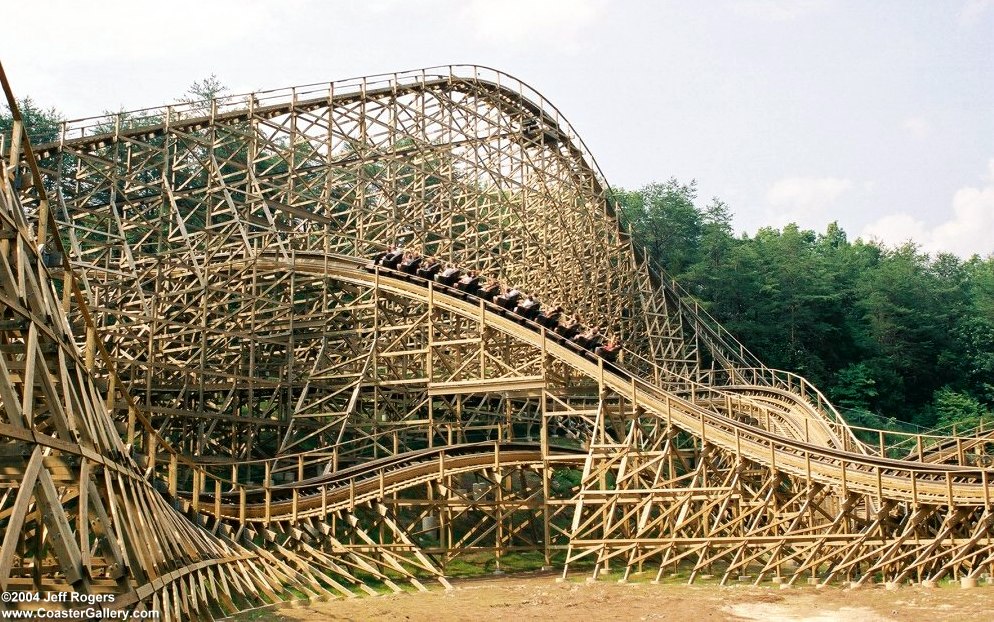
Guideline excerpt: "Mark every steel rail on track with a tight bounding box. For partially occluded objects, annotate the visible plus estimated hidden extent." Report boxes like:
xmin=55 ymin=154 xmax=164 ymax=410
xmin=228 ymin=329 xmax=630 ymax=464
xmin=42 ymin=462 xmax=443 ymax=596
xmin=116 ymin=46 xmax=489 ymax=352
xmin=198 ymin=444 xmax=575 ymax=522
xmin=6 ymin=59 xmax=994 ymax=615
xmin=230 ymin=254 xmax=994 ymax=508
xmin=75 ymin=247 xmax=994 ymax=516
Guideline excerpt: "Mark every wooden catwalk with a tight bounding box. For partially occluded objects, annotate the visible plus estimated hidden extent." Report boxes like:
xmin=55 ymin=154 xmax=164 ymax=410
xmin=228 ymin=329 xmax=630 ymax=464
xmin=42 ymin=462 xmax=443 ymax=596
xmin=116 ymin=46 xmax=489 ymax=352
xmin=1 ymin=63 xmax=992 ymax=620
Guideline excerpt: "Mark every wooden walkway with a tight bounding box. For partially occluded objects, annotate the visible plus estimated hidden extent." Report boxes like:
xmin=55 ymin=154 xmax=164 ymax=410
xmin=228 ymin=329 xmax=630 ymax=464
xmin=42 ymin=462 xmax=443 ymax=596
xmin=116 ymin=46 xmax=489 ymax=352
xmin=1 ymin=63 xmax=992 ymax=620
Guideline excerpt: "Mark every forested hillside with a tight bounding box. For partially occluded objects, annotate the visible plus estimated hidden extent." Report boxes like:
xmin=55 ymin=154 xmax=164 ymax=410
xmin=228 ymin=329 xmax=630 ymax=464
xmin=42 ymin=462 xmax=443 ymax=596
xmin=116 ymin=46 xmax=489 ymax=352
xmin=615 ymin=180 xmax=994 ymax=431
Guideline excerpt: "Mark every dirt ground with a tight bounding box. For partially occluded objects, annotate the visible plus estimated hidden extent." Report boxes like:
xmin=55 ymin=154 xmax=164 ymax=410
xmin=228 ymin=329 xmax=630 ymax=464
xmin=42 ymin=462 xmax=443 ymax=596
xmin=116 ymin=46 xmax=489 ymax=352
xmin=236 ymin=570 xmax=994 ymax=622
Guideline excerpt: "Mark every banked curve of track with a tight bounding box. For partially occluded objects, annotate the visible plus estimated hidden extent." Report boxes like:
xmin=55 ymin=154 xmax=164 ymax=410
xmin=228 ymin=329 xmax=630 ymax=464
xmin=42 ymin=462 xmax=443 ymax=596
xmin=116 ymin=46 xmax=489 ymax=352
xmin=190 ymin=442 xmax=584 ymax=523
xmin=197 ymin=253 xmax=994 ymax=510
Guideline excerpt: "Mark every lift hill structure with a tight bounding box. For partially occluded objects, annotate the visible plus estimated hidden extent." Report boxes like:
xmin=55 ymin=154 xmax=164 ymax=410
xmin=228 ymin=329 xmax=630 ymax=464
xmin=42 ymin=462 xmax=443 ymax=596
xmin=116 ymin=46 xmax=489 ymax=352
xmin=1 ymin=64 xmax=993 ymax=620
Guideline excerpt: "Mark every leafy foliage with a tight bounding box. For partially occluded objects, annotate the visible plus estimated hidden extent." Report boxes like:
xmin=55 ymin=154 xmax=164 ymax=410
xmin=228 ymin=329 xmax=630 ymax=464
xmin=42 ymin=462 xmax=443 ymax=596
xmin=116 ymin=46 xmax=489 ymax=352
xmin=617 ymin=179 xmax=702 ymax=275
xmin=930 ymin=388 xmax=991 ymax=432
xmin=617 ymin=181 xmax=994 ymax=431
xmin=0 ymin=96 xmax=63 ymax=146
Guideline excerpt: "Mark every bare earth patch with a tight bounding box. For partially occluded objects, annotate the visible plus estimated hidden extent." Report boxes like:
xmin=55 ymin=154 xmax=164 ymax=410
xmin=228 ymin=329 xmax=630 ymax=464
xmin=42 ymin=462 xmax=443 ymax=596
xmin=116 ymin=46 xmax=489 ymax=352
xmin=241 ymin=571 xmax=994 ymax=622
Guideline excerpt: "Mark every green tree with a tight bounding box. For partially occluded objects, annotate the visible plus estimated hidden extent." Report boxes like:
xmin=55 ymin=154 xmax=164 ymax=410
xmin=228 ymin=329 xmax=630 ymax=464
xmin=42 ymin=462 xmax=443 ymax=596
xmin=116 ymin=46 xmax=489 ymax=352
xmin=617 ymin=178 xmax=702 ymax=275
xmin=682 ymin=198 xmax=743 ymax=319
xmin=0 ymin=96 xmax=63 ymax=146
xmin=854 ymin=244 xmax=963 ymax=418
xmin=948 ymin=317 xmax=994 ymax=403
xmin=177 ymin=75 xmax=230 ymax=108
xmin=721 ymin=224 xmax=842 ymax=382
xmin=930 ymin=387 xmax=991 ymax=431
xmin=830 ymin=362 xmax=878 ymax=410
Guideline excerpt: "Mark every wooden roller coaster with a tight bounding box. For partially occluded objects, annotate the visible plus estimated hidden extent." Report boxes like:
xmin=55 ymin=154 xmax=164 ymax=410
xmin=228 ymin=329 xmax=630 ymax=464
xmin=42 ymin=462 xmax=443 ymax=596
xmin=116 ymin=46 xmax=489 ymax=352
xmin=1 ymin=62 xmax=993 ymax=620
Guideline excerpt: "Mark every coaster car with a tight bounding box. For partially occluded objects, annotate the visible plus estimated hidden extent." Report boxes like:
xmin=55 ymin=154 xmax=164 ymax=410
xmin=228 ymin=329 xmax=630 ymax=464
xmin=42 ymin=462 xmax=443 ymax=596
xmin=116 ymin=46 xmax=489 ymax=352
xmin=456 ymin=274 xmax=481 ymax=296
xmin=537 ymin=308 xmax=562 ymax=328
xmin=514 ymin=298 xmax=541 ymax=320
xmin=437 ymin=267 xmax=462 ymax=287
xmin=477 ymin=282 xmax=500 ymax=302
xmin=496 ymin=288 xmax=522 ymax=310
xmin=556 ymin=320 xmax=581 ymax=340
xmin=595 ymin=344 xmax=620 ymax=362
xmin=399 ymin=255 xmax=423 ymax=274
xmin=417 ymin=261 xmax=442 ymax=279
xmin=381 ymin=250 xmax=405 ymax=269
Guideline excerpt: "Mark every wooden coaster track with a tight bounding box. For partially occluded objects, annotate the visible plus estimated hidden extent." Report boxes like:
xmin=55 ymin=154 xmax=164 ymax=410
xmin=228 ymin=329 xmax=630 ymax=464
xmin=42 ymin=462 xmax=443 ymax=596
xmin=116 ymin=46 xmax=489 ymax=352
xmin=1 ymin=63 xmax=993 ymax=619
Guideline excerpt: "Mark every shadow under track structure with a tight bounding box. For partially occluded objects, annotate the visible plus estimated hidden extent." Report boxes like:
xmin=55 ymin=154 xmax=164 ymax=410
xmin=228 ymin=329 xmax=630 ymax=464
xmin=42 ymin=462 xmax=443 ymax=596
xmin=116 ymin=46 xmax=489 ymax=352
xmin=0 ymin=63 xmax=991 ymax=620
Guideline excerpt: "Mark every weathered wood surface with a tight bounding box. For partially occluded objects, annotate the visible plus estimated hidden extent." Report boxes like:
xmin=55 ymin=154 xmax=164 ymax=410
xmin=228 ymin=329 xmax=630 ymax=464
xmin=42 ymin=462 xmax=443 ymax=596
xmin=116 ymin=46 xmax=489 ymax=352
xmin=0 ymin=63 xmax=992 ymax=620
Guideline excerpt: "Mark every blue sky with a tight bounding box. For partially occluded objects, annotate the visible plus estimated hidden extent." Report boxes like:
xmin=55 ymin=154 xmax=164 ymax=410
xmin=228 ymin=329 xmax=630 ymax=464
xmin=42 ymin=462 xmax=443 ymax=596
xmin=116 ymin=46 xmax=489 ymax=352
xmin=3 ymin=0 xmax=992 ymax=256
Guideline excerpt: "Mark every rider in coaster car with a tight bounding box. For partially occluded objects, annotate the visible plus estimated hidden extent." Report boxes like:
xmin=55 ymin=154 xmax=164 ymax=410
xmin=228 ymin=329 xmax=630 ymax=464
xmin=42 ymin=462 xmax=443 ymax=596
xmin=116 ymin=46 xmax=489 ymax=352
xmin=418 ymin=258 xmax=442 ymax=278
xmin=457 ymin=270 xmax=481 ymax=295
xmin=595 ymin=335 xmax=621 ymax=361
xmin=437 ymin=264 xmax=462 ymax=286
xmin=382 ymin=247 xmax=405 ymax=269
xmin=496 ymin=286 xmax=521 ymax=309
xmin=514 ymin=295 xmax=541 ymax=320
xmin=572 ymin=325 xmax=601 ymax=350
xmin=477 ymin=277 xmax=501 ymax=301
xmin=556 ymin=313 xmax=582 ymax=338
xmin=538 ymin=304 xmax=563 ymax=328
xmin=399 ymin=252 xmax=423 ymax=274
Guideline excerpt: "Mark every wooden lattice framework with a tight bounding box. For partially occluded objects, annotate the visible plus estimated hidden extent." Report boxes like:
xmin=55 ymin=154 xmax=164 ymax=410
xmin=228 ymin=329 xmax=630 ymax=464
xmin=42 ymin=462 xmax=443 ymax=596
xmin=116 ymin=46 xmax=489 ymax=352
xmin=1 ymin=63 xmax=993 ymax=620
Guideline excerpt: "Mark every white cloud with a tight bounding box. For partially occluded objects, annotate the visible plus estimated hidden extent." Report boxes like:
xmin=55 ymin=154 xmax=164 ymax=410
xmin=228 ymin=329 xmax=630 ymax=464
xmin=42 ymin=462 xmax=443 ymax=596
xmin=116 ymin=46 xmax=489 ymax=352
xmin=461 ymin=0 xmax=607 ymax=54
xmin=959 ymin=0 xmax=994 ymax=26
xmin=902 ymin=116 xmax=931 ymax=140
xmin=765 ymin=176 xmax=854 ymax=228
xmin=861 ymin=213 xmax=928 ymax=248
xmin=732 ymin=0 xmax=832 ymax=21
xmin=363 ymin=0 xmax=410 ymax=12
xmin=3 ymin=0 xmax=285 ymax=64
xmin=861 ymin=159 xmax=994 ymax=257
